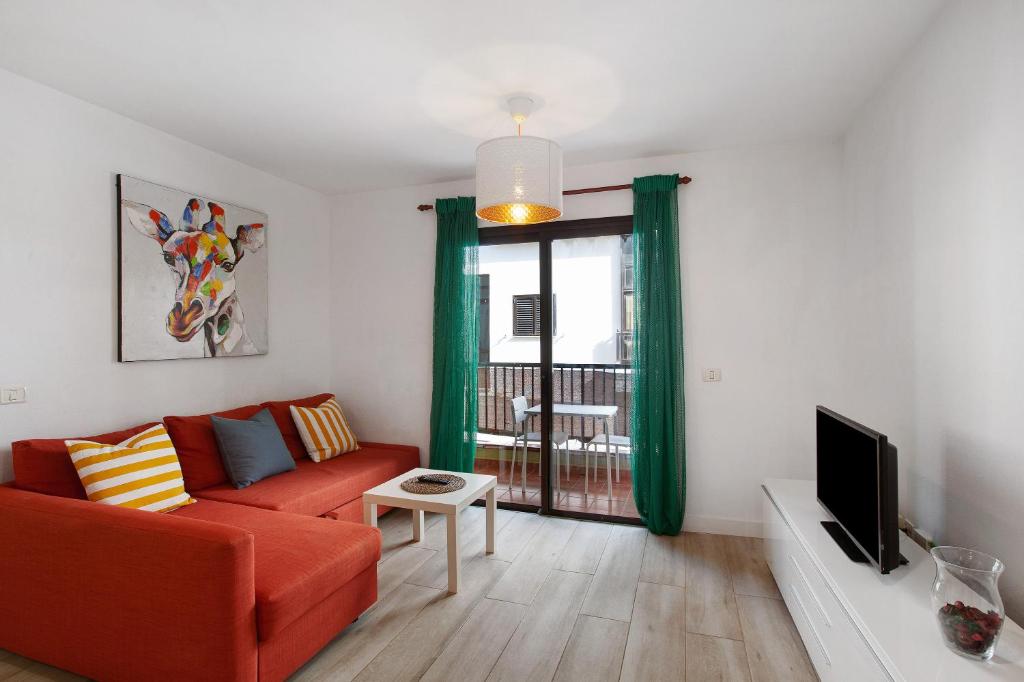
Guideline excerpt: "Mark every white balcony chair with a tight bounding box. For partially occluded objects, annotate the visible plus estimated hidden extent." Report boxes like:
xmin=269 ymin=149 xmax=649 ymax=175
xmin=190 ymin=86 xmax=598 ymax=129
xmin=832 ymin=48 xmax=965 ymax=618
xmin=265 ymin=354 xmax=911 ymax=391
xmin=508 ymin=396 xmax=571 ymax=495
xmin=584 ymin=434 xmax=631 ymax=485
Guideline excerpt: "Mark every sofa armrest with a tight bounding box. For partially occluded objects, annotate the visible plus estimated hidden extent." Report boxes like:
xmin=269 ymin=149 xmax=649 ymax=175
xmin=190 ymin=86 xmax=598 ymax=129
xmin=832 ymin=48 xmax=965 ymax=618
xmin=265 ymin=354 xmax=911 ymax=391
xmin=0 ymin=487 xmax=257 ymax=682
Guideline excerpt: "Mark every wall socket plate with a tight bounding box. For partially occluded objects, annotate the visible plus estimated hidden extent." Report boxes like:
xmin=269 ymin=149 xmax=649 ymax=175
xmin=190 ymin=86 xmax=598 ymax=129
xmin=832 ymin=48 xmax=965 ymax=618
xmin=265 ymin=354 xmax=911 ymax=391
xmin=702 ymin=368 xmax=722 ymax=382
xmin=0 ymin=386 xmax=27 ymax=404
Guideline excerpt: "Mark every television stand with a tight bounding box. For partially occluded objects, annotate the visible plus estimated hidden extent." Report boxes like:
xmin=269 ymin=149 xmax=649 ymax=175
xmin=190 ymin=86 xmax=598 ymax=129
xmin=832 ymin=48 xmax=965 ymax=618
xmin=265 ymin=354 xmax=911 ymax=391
xmin=763 ymin=480 xmax=1021 ymax=680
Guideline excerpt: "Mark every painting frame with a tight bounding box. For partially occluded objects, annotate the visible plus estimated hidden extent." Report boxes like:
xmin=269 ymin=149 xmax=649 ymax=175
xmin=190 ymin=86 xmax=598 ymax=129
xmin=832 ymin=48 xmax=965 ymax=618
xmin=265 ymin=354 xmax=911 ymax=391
xmin=116 ymin=174 xmax=269 ymax=362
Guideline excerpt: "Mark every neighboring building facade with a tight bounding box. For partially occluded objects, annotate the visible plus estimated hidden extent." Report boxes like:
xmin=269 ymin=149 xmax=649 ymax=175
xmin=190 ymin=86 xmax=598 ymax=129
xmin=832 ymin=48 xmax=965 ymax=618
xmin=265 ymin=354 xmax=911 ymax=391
xmin=479 ymin=235 xmax=633 ymax=365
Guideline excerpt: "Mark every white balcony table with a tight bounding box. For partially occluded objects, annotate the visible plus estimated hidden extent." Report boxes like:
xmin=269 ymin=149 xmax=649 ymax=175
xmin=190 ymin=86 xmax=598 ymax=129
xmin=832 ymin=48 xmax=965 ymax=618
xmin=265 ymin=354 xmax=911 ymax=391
xmin=362 ymin=468 xmax=497 ymax=594
xmin=524 ymin=403 xmax=619 ymax=499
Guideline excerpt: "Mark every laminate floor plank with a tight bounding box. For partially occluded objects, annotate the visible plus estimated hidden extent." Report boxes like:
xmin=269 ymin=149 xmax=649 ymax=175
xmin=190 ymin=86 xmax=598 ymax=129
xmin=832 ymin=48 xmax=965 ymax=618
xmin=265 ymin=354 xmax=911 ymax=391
xmin=0 ymin=651 xmax=35 ymax=680
xmin=406 ymin=505 xmax=515 ymax=590
xmin=376 ymin=508 xmax=443 ymax=562
xmin=736 ymin=595 xmax=816 ymax=682
xmin=723 ymin=536 xmax=781 ymax=599
xmin=486 ymin=517 xmax=579 ymax=605
xmin=580 ymin=525 xmax=647 ymax=622
xmin=4 ymin=661 xmax=84 ymax=682
xmin=685 ymin=533 xmax=744 ymax=640
xmin=0 ymin=651 xmax=86 ymax=682
xmin=555 ymin=520 xmax=613 ymax=575
xmin=415 ymin=504 xmax=487 ymax=551
xmin=686 ymin=632 xmax=752 ymax=682
xmin=355 ymin=558 xmax=511 ymax=681
xmin=639 ymin=531 xmax=687 ymax=587
xmin=487 ymin=509 xmax=545 ymax=563
xmin=376 ymin=545 xmax=436 ymax=599
xmin=552 ymin=615 xmax=629 ymax=682
xmin=487 ymin=569 xmax=593 ymax=682
xmin=421 ymin=598 xmax=527 ymax=682
xmin=620 ymin=581 xmax=687 ymax=681
xmin=291 ymin=582 xmax=439 ymax=682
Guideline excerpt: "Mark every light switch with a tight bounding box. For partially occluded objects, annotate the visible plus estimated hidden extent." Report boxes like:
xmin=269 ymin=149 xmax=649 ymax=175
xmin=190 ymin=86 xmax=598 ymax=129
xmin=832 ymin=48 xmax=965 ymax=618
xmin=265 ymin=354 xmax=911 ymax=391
xmin=702 ymin=368 xmax=722 ymax=382
xmin=1 ymin=386 xmax=27 ymax=404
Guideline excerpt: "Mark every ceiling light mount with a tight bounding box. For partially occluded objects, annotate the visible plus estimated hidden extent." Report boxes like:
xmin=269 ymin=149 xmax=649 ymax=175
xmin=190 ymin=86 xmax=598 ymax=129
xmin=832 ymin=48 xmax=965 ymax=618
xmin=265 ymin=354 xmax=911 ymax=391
xmin=507 ymin=96 xmax=534 ymax=125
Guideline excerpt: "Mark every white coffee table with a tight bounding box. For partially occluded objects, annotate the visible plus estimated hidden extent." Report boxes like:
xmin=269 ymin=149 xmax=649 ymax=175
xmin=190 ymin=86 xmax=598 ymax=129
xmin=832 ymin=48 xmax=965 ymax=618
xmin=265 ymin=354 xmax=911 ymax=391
xmin=362 ymin=467 xmax=497 ymax=594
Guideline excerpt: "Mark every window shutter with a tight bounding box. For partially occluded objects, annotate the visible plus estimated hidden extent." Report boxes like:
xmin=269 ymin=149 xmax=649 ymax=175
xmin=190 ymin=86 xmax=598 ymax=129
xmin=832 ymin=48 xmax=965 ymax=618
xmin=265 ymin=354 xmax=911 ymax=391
xmin=512 ymin=294 xmax=555 ymax=336
xmin=479 ymin=274 xmax=490 ymax=363
xmin=513 ymin=294 xmax=538 ymax=336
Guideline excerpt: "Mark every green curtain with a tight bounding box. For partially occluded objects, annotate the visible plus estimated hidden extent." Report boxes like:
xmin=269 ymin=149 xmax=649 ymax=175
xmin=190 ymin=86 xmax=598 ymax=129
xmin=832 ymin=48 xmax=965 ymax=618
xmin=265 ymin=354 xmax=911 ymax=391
xmin=428 ymin=196 xmax=480 ymax=472
xmin=630 ymin=174 xmax=686 ymax=535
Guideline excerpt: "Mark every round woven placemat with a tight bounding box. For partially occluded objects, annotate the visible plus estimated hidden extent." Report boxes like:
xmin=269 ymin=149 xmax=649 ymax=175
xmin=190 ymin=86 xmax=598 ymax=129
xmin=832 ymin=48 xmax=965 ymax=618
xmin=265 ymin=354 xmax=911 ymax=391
xmin=400 ymin=474 xmax=466 ymax=495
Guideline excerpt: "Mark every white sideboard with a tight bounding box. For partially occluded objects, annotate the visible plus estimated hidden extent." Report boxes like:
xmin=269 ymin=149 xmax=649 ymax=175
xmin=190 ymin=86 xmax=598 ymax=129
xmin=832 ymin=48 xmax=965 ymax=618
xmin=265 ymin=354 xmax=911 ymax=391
xmin=762 ymin=478 xmax=1024 ymax=681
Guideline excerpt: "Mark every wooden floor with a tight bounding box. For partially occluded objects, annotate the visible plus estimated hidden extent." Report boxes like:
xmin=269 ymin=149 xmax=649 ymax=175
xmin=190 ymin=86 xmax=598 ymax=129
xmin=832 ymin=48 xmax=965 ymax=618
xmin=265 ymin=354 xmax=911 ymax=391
xmin=0 ymin=508 xmax=817 ymax=682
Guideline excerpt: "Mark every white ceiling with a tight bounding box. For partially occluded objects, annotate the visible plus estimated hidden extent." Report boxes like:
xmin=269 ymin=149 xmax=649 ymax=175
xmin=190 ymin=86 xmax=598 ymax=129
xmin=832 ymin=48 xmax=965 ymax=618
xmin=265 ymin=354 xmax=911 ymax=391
xmin=0 ymin=0 xmax=943 ymax=195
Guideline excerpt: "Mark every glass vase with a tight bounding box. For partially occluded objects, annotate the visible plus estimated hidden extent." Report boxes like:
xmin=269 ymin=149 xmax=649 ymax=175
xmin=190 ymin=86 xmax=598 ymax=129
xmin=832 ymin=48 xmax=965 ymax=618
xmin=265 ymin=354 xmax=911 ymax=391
xmin=930 ymin=546 xmax=1005 ymax=661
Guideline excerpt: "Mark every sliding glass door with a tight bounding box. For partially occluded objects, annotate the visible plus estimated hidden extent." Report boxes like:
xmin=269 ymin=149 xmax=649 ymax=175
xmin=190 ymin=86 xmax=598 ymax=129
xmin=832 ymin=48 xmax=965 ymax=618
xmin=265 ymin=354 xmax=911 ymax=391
xmin=548 ymin=234 xmax=638 ymax=520
xmin=473 ymin=240 xmax=542 ymax=509
xmin=473 ymin=216 xmax=640 ymax=523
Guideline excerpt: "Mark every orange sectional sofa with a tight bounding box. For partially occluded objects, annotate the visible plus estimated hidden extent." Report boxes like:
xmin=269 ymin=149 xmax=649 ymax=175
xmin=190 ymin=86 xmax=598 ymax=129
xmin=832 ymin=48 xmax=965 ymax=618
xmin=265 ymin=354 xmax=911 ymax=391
xmin=0 ymin=394 xmax=420 ymax=682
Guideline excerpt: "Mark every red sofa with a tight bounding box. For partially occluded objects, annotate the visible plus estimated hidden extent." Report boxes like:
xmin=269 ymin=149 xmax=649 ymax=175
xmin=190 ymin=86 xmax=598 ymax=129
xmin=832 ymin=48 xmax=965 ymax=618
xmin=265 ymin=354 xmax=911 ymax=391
xmin=0 ymin=394 xmax=420 ymax=682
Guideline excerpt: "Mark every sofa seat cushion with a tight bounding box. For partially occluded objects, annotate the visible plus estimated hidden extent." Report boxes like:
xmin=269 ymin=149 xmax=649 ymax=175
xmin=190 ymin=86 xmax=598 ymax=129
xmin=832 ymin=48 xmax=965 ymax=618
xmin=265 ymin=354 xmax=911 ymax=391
xmin=172 ymin=500 xmax=380 ymax=641
xmin=192 ymin=443 xmax=420 ymax=517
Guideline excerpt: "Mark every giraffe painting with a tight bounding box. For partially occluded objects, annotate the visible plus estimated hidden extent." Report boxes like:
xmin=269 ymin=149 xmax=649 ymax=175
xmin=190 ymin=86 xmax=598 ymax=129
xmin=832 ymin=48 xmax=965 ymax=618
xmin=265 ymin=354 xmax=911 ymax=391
xmin=117 ymin=175 xmax=269 ymax=361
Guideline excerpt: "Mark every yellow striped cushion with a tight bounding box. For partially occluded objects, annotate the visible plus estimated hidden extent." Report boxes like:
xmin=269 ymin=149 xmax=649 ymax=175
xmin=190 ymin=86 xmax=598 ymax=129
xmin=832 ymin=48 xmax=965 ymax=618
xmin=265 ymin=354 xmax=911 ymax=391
xmin=65 ymin=423 xmax=196 ymax=513
xmin=290 ymin=398 xmax=358 ymax=462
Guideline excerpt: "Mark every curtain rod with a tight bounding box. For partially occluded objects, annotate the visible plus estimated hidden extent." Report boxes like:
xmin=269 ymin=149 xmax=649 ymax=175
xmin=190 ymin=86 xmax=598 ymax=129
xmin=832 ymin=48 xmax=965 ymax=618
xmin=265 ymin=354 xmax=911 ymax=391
xmin=416 ymin=175 xmax=692 ymax=211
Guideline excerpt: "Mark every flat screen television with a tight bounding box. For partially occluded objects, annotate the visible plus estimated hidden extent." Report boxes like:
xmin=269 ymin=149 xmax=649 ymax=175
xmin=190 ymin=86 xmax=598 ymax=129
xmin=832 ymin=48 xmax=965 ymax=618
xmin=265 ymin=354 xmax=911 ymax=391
xmin=816 ymin=406 xmax=902 ymax=574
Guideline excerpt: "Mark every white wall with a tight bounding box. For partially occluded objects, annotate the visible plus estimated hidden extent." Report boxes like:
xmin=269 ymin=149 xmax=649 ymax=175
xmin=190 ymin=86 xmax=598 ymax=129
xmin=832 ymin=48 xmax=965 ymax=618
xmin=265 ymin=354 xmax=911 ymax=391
xmin=481 ymin=242 xmax=542 ymax=364
xmin=331 ymin=139 xmax=845 ymax=535
xmin=551 ymin=236 xmax=624 ymax=365
xmin=0 ymin=68 xmax=333 ymax=480
xmin=839 ymin=0 xmax=1024 ymax=617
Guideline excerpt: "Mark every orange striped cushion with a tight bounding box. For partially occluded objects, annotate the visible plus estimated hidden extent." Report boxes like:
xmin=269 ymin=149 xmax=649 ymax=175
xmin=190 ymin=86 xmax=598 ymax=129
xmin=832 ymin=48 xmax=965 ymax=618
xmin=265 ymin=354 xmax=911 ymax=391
xmin=289 ymin=398 xmax=358 ymax=462
xmin=65 ymin=423 xmax=196 ymax=513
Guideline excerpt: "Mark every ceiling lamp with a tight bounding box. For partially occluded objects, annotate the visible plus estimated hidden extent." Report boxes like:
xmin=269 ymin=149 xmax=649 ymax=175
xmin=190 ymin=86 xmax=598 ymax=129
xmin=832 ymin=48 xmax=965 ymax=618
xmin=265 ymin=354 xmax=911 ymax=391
xmin=476 ymin=96 xmax=563 ymax=225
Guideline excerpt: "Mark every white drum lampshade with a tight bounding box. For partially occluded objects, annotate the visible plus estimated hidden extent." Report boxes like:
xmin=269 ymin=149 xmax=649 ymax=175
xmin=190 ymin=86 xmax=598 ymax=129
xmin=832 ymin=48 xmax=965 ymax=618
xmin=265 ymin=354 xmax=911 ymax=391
xmin=475 ymin=135 xmax=563 ymax=225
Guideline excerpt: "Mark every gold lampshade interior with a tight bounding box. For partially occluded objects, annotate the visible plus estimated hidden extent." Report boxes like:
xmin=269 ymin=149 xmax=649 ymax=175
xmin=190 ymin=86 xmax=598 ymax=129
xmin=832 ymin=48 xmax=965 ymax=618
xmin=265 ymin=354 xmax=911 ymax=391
xmin=476 ymin=202 xmax=562 ymax=225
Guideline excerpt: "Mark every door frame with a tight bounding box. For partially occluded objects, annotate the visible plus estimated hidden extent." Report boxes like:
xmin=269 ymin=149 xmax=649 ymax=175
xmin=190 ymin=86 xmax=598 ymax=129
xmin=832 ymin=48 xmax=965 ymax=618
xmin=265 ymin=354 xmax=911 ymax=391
xmin=478 ymin=215 xmax=641 ymax=524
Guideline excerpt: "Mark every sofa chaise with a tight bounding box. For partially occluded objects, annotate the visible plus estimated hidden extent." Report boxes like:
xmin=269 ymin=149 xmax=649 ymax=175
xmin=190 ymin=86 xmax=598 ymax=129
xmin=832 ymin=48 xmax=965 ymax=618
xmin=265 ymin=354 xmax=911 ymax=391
xmin=0 ymin=393 xmax=419 ymax=681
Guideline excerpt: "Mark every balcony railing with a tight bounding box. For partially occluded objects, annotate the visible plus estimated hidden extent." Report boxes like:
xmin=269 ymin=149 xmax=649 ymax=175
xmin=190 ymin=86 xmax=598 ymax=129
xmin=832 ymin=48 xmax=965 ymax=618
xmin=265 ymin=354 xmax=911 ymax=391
xmin=477 ymin=362 xmax=632 ymax=443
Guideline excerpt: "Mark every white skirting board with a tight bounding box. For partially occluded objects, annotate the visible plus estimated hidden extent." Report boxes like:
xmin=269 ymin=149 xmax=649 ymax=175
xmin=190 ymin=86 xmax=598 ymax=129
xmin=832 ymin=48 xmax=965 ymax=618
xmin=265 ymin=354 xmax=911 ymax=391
xmin=683 ymin=514 xmax=763 ymax=538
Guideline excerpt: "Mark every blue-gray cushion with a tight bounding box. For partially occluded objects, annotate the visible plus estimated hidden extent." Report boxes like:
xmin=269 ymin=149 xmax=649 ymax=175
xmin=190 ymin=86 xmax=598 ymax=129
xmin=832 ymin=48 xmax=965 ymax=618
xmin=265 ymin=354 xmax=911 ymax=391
xmin=210 ymin=408 xmax=296 ymax=489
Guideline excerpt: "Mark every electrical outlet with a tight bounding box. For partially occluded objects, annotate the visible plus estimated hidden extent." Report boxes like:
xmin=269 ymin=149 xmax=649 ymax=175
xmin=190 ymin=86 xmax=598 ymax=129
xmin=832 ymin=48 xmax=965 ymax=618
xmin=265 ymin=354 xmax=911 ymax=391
xmin=0 ymin=386 xmax=27 ymax=405
xmin=702 ymin=368 xmax=722 ymax=382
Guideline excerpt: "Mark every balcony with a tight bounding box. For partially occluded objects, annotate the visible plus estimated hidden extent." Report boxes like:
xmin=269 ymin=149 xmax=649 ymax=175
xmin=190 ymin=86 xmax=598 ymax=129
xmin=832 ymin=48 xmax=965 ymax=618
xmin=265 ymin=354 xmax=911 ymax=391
xmin=474 ymin=362 xmax=637 ymax=519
